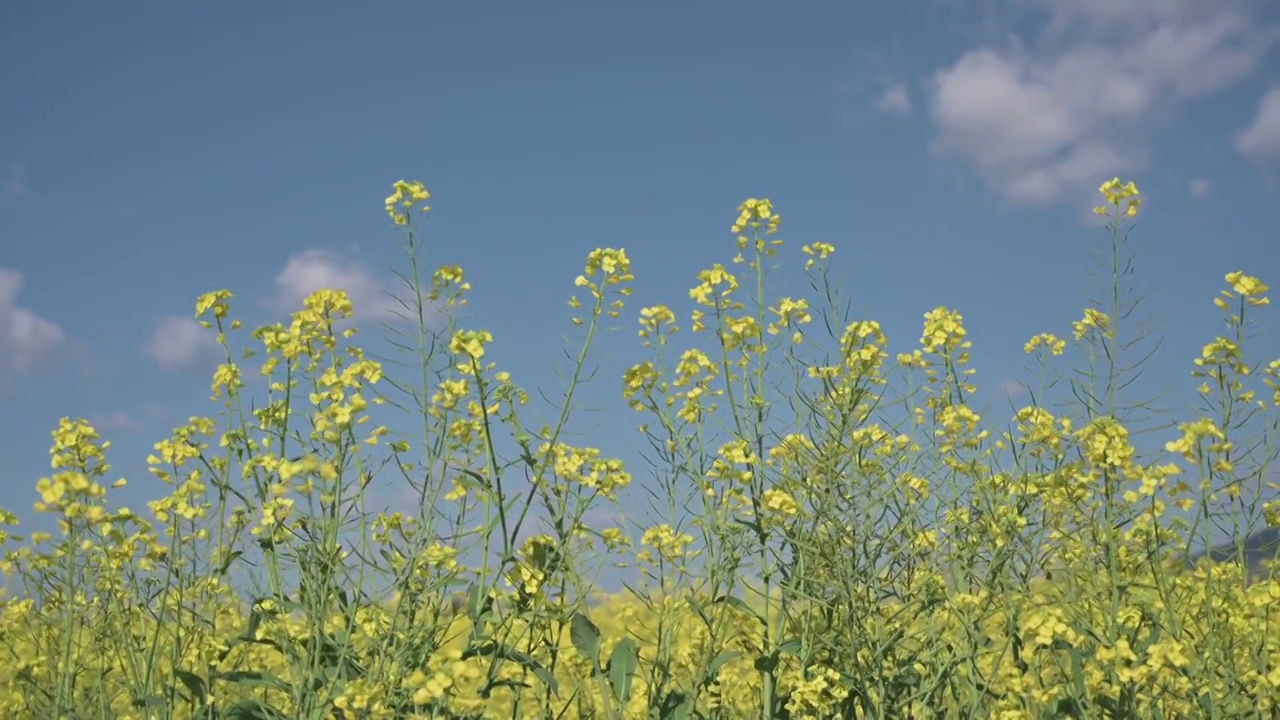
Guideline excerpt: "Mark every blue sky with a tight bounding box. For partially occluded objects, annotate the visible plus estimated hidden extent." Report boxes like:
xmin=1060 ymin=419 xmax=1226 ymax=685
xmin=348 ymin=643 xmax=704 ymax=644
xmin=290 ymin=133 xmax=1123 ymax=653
xmin=2 ymin=1 xmax=1280 ymax=556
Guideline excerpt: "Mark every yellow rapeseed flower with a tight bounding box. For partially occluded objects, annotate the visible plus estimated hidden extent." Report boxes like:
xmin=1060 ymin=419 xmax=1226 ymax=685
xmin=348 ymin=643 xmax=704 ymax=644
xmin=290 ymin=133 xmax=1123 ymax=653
xmin=385 ymin=179 xmax=431 ymax=225
xmin=1094 ymin=176 xmax=1141 ymax=217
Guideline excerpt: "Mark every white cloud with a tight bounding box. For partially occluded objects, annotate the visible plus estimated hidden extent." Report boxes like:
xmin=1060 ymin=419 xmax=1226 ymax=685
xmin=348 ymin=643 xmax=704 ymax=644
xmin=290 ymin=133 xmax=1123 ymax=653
xmin=993 ymin=377 xmax=1027 ymax=403
xmin=144 ymin=315 xmax=219 ymax=373
xmin=143 ymin=402 xmax=170 ymax=420
xmin=0 ymin=267 xmax=65 ymax=377
xmin=2 ymin=163 xmax=29 ymax=201
xmin=269 ymin=249 xmax=397 ymax=320
xmin=1189 ymin=177 xmax=1211 ymax=197
xmin=926 ymin=0 xmax=1277 ymax=205
xmin=1235 ymin=85 xmax=1280 ymax=160
xmin=875 ymin=84 xmax=913 ymax=115
xmin=90 ymin=411 xmax=143 ymax=434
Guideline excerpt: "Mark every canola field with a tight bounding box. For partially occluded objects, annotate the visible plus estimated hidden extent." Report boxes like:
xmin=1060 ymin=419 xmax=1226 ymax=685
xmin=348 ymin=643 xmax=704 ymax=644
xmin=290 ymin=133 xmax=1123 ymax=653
xmin=1 ymin=178 xmax=1278 ymax=719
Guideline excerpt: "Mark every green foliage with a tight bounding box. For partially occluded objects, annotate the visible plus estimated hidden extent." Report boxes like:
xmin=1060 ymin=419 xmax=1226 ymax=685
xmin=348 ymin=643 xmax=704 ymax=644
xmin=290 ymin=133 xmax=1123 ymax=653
xmin=0 ymin=178 xmax=1277 ymax=719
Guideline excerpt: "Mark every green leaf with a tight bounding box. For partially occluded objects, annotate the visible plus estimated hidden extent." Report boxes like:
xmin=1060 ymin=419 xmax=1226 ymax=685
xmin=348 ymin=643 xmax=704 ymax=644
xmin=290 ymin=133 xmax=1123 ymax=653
xmin=607 ymin=638 xmax=639 ymax=704
xmin=379 ymin=547 xmax=400 ymax=567
xmin=464 ymin=641 xmax=560 ymax=696
xmin=1054 ymin=697 xmax=1085 ymax=717
xmin=237 ymin=607 xmax=261 ymax=642
xmin=465 ymin=582 xmax=494 ymax=624
xmin=215 ymin=550 xmax=244 ymax=577
xmin=223 ymin=699 xmax=289 ymax=720
xmin=485 ymin=678 xmax=533 ymax=692
xmin=732 ymin=515 xmax=765 ymax=538
xmin=700 ymin=650 xmax=740 ymax=688
xmin=659 ymin=690 xmax=693 ymax=720
xmin=217 ymin=670 xmax=292 ymax=693
xmin=570 ymin=612 xmax=603 ymax=671
xmin=301 ymin=633 xmax=364 ymax=680
xmin=752 ymin=650 xmax=779 ymax=674
xmin=1068 ymin=646 xmax=1087 ymax=700
xmin=685 ymin=596 xmax=710 ymax=625
xmin=173 ymin=670 xmax=207 ymax=704
xmin=529 ymin=540 xmax=560 ymax=571
xmin=525 ymin=663 xmax=560 ymax=697
xmin=776 ymin=637 xmax=803 ymax=657
xmin=250 ymin=594 xmax=303 ymax=615
xmin=711 ymin=594 xmax=766 ymax=628
xmin=453 ymin=467 xmax=492 ymax=497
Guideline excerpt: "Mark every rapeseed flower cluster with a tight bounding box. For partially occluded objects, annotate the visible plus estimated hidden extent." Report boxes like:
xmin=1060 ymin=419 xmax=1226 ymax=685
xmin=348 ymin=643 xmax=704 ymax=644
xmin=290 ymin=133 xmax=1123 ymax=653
xmin=0 ymin=176 xmax=1278 ymax=719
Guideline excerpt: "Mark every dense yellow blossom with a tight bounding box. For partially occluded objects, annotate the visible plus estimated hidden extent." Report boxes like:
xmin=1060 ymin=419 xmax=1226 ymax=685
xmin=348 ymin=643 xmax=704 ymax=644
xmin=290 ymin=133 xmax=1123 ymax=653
xmin=0 ymin=177 xmax=1277 ymax=720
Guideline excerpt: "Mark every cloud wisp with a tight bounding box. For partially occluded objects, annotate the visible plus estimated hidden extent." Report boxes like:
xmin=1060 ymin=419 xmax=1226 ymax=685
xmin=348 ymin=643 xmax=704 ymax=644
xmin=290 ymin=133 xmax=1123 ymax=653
xmin=268 ymin=249 xmax=401 ymax=320
xmin=144 ymin=315 xmax=220 ymax=373
xmin=875 ymin=84 xmax=913 ymax=115
xmin=0 ymin=267 xmax=65 ymax=380
xmin=1 ymin=163 xmax=30 ymax=203
xmin=923 ymin=0 xmax=1277 ymax=206
xmin=1235 ymin=85 xmax=1280 ymax=161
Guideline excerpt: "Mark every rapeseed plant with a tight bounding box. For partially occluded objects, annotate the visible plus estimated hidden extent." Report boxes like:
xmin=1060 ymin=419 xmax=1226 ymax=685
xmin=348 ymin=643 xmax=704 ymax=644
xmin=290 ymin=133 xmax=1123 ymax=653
xmin=0 ymin=175 xmax=1277 ymax=719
